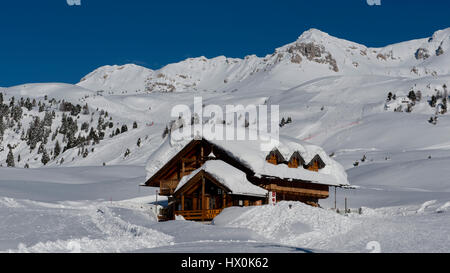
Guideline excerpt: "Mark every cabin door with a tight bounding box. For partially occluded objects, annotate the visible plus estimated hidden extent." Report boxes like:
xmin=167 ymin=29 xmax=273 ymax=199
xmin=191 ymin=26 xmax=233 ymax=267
xmin=209 ymin=196 xmax=215 ymax=209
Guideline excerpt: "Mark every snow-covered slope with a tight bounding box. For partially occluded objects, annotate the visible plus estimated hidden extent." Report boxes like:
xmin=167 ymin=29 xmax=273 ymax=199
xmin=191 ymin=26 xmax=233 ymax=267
xmin=77 ymin=28 xmax=450 ymax=94
xmin=77 ymin=64 xmax=153 ymax=94
xmin=2 ymin=27 xmax=450 ymax=252
xmin=5 ymin=83 xmax=95 ymax=100
xmin=1 ymin=28 xmax=450 ymax=170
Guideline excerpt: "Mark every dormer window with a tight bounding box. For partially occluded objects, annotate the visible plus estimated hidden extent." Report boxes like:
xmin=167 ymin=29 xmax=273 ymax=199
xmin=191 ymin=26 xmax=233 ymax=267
xmin=265 ymin=149 xmax=285 ymax=165
xmin=305 ymin=155 xmax=326 ymax=172
xmin=288 ymin=151 xmax=305 ymax=168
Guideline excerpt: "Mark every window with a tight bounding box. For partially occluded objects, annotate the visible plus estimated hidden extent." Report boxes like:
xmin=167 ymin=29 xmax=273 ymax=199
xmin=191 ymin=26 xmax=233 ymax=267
xmin=239 ymin=200 xmax=243 ymax=206
xmin=218 ymin=188 xmax=222 ymax=194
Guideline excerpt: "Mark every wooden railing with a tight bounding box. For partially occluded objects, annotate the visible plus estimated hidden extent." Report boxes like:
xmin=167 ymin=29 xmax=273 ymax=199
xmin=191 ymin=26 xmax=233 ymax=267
xmin=175 ymin=209 xmax=223 ymax=221
xmin=265 ymin=184 xmax=329 ymax=198
xmin=160 ymin=179 xmax=179 ymax=195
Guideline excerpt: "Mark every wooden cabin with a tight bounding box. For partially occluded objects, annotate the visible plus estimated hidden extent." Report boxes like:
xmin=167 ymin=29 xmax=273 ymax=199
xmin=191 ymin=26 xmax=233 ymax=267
xmin=144 ymin=138 xmax=346 ymax=221
xmin=170 ymin=160 xmax=267 ymax=221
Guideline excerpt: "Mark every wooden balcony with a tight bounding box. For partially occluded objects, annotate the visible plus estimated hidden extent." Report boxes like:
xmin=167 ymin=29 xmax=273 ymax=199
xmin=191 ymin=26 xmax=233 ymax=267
xmin=175 ymin=209 xmax=223 ymax=221
xmin=160 ymin=179 xmax=179 ymax=196
xmin=265 ymin=183 xmax=329 ymax=198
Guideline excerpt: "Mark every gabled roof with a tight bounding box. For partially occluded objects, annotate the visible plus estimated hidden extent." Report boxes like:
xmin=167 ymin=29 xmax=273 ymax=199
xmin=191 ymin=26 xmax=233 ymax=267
xmin=288 ymin=151 xmax=306 ymax=165
xmin=145 ymin=125 xmax=349 ymax=187
xmin=305 ymin=154 xmax=326 ymax=169
xmin=174 ymin=160 xmax=268 ymax=198
xmin=266 ymin=148 xmax=286 ymax=164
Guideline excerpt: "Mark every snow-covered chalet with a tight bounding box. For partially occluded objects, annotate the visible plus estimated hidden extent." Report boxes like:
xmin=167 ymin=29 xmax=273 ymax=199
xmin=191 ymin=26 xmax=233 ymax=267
xmin=144 ymin=127 xmax=349 ymax=221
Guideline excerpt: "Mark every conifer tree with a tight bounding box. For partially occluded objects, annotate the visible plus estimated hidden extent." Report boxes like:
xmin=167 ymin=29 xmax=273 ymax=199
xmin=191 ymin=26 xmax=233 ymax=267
xmin=137 ymin=138 xmax=142 ymax=147
xmin=41 ymin=149 xmax=50 ymax=165
xmin=124 ymin=148 xmax=130 ymax=158
xmin=54 ymin=140 xmax=61 ymax=158
xmin=6 ymin=148 xmax=15 ymax=167
xmin=121 ymin=124 xmax=128 ymax=133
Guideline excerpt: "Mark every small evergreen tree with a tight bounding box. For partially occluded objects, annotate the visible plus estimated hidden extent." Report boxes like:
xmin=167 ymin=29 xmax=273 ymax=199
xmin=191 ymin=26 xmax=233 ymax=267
xmin=82 ymin=148 xmax=89 ymax=158
xmin=137 ymin=138 xmax=142 ymax=147
xmin=430 ymin=95 xmax=437 ymax=107
xmin=82 ymin=103 xmax=90 ymax=115
xmin=442 ymin=98 xmax=448 ymax=114
xmin=162 ymin=126 xmax=169 ymax=138
xmin=279 ymin=117 xmax=286 ymax=128
xmin=38 ymin=142 xmax=45 ymax=154
xmin=6 ymin=148 xmax=15 ymax=167
xmin=41 ymin=149 xmax=50 ymax=165
xmin=81 ymin=122 xmax=89 ymax=131
xmin=387 ymin=92 xmax=393 ymax=101
xmin=0 ymin=116 xmax=4 ymax=138
xmin=54 ymin=140 xmax=61 ymax=158
xmin=408 ymin=90 xmax=416 ymax=102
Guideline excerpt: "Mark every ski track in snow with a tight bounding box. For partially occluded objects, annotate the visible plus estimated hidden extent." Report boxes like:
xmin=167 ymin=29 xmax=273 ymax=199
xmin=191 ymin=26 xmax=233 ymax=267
xmin=1 ymin=198 xmax=174 ymax=253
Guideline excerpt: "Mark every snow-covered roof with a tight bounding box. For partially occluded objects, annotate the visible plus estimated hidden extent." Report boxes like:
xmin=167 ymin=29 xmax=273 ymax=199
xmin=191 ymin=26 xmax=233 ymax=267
xmin=175 ymin=160 xmax=268 ymax=197
xmin=146 ymin=125 xmax=349 ymax=187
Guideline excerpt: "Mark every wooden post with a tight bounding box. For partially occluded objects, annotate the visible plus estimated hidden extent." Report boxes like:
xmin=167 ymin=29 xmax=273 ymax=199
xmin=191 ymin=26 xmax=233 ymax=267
xmin=201 ymin=176 xmax=205 ymax=222
xmin=222 ymin=193 xmax=226 ymax=208
xmin=345 ymin=197 xmax=347 ymax=214
xmin=193 ymin=196 xmax=198 ymax=210
xmin=155 ymin=190 xmax=158 ymax=217
xmin=181 ymin=160 xmax=185 ymax=178
xmin=181 ymin=194 xmax=185 ymax=211
xmin=334 ymin=186 xmax=337 ymax=210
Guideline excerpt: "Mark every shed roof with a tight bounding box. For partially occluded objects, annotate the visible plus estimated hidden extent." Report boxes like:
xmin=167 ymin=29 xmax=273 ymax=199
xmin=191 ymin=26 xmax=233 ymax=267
xmin=174 ymin=160 xmax=268 ymax=198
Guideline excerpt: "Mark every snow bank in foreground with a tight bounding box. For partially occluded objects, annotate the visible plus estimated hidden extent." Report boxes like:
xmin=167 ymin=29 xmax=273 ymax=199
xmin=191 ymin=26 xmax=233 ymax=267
xmin=213 ymin=201 xmax=357 ymax=249
xmin=1 ymin=198 xmax=173 ymax=253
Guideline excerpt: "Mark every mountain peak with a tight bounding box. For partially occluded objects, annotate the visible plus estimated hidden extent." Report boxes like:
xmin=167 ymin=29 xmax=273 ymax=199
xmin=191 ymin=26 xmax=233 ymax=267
xmin=297 ymin=28 xmax=331 ymax=42
xmin=430 ymin=27 xmax=450 ymax=42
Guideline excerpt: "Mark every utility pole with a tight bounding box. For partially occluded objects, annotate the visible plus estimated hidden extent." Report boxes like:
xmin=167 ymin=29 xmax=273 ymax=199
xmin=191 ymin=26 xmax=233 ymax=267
xmin=334 ymin=186 xmax=337 ymax=210
xmin=345 ymin=197 xmax=348 ymax=214
xmin=155 ymin=190 xmax=159 ymax=216
xmin=201 ymin=177 xmax=205 ymax=223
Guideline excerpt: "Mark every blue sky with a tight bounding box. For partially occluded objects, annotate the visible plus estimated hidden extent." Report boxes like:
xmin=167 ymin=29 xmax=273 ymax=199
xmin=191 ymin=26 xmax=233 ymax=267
xmin=0 ymin=0 xmax=449 ymax=87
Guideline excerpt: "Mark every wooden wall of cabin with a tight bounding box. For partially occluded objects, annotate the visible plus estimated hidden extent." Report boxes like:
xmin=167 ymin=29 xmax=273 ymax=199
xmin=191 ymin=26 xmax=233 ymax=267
xmin=167 ymin=143 xmax=211 ymax=181
xmin=251 ymin=176 xmax=328 ymax=196
xmin=157 ymin=142 xmax=213 ymax=195
xmin=175 ymin=194 xmax=265 ymax=211
xmin=229 ymin=195 xmax=265 ymax=207
xmin=275 ymin=193 xmax=319 ymax=206
xmin=174 ymin=177 xmax=228 ymax=211
xmin=174 ymin=177 xmax=266 ymax=211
